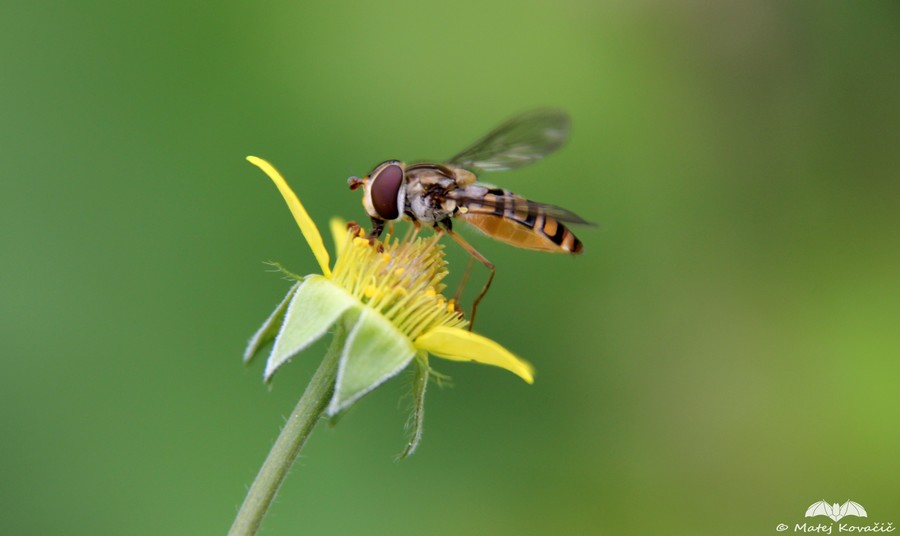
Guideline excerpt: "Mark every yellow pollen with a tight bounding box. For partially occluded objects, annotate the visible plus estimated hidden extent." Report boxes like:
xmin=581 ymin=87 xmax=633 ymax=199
xmin=357 ymin=227 xmax=366 ymax=238
xmin=329 ymin=231 xmax=469 ymax=336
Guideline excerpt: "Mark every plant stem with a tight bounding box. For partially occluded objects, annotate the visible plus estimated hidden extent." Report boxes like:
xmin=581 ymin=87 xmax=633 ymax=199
xmin=228 ymin=325 xmax=345 ymax=536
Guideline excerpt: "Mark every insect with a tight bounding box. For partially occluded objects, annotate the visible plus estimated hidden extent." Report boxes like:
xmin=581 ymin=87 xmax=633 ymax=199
xmin=348 ymin=109 xmax=592 ymax=324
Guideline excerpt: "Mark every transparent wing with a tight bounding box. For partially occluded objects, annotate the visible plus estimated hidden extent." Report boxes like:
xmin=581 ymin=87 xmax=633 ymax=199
xmin=533 ymin=200 xmax=594 ymax=226
xmin=447 ymin=109 xmax=571 ymax=172
xmin=450 ymin=189 xmax=594 ymax=226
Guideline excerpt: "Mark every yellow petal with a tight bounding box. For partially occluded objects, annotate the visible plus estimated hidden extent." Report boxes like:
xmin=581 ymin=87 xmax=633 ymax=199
xmin=329 ymin=217 xmax=349 ymax=257
xmin=414 ymin=326 xmax=534 ymax=383
xmin=247 ymin=156 xmax=331 ymax=278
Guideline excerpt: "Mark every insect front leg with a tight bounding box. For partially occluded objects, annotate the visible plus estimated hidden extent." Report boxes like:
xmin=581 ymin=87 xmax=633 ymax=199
xmin=367 ymin=217 xmax=386 ymax=240
xmin=439 ymin=220 xmax=495 ymax=330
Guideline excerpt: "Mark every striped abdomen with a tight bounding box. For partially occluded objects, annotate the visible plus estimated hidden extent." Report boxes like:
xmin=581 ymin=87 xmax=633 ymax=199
xmin=453 ymin=187 xmax=584 ymax=254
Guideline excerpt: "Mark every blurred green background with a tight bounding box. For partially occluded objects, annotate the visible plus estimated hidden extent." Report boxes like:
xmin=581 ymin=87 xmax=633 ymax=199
xmin=2 ymin=1 xmax=898 ymax=534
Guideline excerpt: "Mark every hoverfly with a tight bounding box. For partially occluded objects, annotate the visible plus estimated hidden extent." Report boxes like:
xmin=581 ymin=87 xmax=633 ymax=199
xmin=348 ymin=109 xmax=592 ymax=324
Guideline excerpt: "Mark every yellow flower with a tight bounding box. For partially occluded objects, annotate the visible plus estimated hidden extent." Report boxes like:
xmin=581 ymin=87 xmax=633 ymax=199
xmin=243 ymin=157 xmax=533 ymax=453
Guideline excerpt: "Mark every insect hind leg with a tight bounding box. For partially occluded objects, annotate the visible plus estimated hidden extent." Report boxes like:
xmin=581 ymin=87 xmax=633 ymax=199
xmin=439 ymin=222 xmax=495 ymax=330
xmin=454 ymin=254 xmax=476 ymax=303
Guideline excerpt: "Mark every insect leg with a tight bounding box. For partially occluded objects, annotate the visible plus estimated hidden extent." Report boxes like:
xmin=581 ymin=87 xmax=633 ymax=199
xmin=367 ymin=217 xmax=386 ymax=240
xmin=396 ymin=221 xmax=423 ymax=260
xmin=439 ymin=222 xmax=495 ymax=330
xmin=408 ymin=220 xmax=421 ymax=242
xmin=454 ymin=254 xmax=475 ymax=303
xmin=401 ymin=218 xmax=423 ymax=242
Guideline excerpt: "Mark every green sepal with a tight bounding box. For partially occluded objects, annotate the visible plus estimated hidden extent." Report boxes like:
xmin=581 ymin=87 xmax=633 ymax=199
xmin=324 ymin=309 xmax=362 ymax=426
xmin=399 ymin=354 xmax=429 ymax=459
xmin=244 ymin=281 xmax=301 ymax=364
xmin=327 ymin=307 xmax=416 ymax=416
xmin=264 ymin=275 xmax=357 ymax=382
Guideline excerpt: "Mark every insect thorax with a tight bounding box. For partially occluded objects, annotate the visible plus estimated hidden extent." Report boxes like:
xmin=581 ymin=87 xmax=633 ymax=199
xmin=404 ymin=166 xmax=461 ymax=224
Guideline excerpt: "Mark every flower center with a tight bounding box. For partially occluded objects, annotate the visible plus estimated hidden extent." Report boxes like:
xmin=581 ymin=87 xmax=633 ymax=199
xmin=330 ymin=231 xmax=468 ymax=340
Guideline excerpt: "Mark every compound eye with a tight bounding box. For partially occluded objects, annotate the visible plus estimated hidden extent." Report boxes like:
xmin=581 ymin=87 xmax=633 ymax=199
xmin=370 ymin=164 xmax=403 ymax=220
